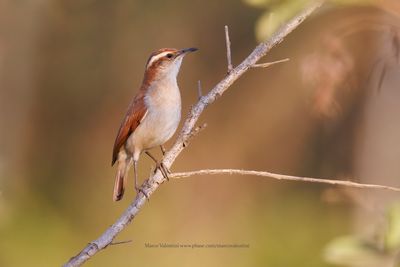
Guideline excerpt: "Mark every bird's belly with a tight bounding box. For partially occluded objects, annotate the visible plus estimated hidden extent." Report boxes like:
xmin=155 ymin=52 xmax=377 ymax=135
xmin=129 ymin=104 xmax=181 ymax=152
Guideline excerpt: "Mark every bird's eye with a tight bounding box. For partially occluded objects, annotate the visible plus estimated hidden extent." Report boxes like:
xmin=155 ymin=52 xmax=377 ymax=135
xmin=166 ymin=53 xmax=173 ymax=59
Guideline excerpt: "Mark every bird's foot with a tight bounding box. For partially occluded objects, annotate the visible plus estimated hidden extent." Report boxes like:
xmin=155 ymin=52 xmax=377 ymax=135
xmin=155 ymin=162 xmax=171 ymax=181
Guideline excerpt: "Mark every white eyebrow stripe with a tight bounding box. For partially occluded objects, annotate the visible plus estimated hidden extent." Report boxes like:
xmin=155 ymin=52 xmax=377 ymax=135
xmin=147 ymin=51 xmax=172 ymax=69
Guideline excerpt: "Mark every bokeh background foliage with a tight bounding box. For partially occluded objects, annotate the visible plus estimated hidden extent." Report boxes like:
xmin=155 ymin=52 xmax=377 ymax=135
xmin=1 ymin=0 xmax=400 ymax=266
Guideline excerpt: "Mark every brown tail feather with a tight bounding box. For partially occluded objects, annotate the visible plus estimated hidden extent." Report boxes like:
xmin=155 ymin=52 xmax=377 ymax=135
xmin=113 ymin=170 xmax=125 ymax=201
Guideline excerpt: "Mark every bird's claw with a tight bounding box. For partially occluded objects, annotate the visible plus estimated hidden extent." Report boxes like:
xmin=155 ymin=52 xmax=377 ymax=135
xmin=155 ymin=162 xmax=171 ymax=181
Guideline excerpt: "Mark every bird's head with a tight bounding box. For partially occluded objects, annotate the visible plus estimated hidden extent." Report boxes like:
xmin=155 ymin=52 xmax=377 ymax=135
xmin=144 ymin=47 xmax=198 ymax=80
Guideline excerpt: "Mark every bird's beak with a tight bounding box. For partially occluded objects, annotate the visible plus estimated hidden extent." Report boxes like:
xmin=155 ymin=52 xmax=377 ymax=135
xmin=177 ymin=47 xmax=198 ymax=57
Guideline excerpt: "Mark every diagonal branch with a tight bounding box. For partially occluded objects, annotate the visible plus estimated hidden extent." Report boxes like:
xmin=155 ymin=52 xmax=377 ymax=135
xmin=170 ymin=169 xmax=400 ymax=192
xmin=63 ymin=1 xmax=325 ymax=266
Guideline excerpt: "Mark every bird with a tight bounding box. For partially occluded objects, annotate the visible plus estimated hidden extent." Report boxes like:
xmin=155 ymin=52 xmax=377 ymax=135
xmin=111 ymin=47 xmax=198 ymax=201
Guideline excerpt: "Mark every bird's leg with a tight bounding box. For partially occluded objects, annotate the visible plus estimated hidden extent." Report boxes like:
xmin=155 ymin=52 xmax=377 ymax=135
xmin=160 ymin=145 xmax=166 ymax=156
xmin=133 ymin=159 xmax=149 ymax=199
xmin=159 ymin=146 xmax=170 ymax=176
xmin=145 ymin=151 xmax=170 ymax=180
xmin=133 ymin=159 xmax=139 ymax=192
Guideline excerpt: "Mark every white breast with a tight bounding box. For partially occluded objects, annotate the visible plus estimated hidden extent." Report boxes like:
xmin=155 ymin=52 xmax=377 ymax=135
xmin=127 ymin=77 xmax=181 ymax=156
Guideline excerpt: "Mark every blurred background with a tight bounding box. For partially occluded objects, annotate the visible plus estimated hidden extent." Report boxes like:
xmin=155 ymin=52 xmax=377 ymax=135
xmin=1 ymin=0 xmax=400 ymax=266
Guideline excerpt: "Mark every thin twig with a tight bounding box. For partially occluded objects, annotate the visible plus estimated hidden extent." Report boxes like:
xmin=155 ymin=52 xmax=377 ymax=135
xmin=63 ymin=2 xmax=324 ymax=266
xmin=252 ymin=58 xmax=290 ymax=68
xmin=225 ymin=25 xmax=233 ymax=73
xmin=109 ymin=240 xmax=133 ymax=246
xmin=170 ymin=169 xmax=400 ymax=192
xmin=197 ymin=80 xmax=203 ymax=99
